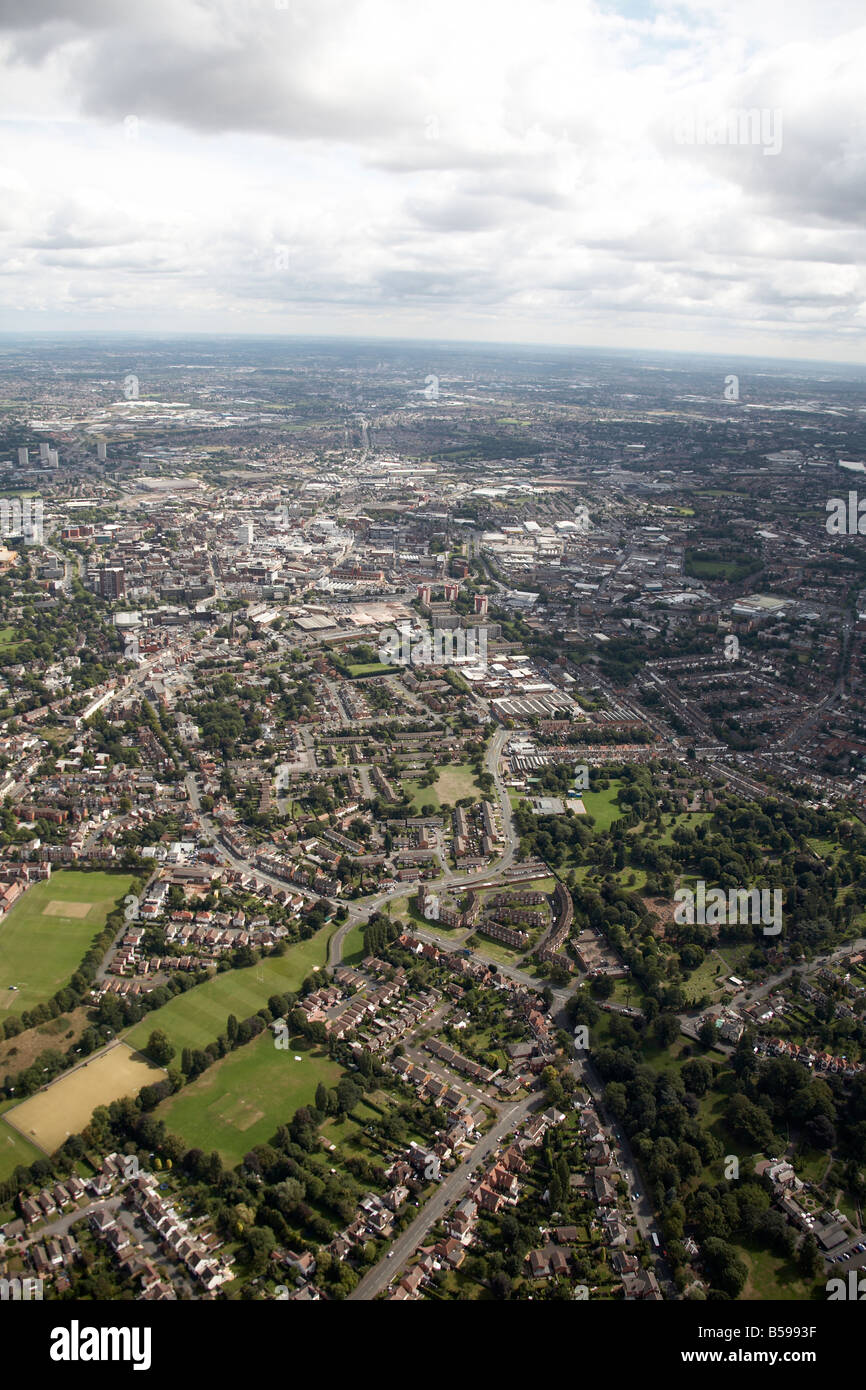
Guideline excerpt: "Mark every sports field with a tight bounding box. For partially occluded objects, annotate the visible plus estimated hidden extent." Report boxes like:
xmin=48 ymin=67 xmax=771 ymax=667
xmin=580 ymin=780 xmax=624 ymax=831
xmin=124 ymin=925 xmax=331 ymax=1058
xmin=0 ymin=871 xmax=133 ymax=1014
xmin=158 ymin=1031 xmax=342 ymax=1166
xmin=402 ymin=761 xmax=480 ymax=812
xmin=0 ymin=1116 xmax=43 ymax=1182
xmin=4 ymin=1043 xmax=165 ymax=1155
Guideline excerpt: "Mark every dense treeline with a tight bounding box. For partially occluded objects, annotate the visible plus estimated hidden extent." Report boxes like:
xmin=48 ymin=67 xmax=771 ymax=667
xmin=573 ymin=1004 xmax=866 ymax=1296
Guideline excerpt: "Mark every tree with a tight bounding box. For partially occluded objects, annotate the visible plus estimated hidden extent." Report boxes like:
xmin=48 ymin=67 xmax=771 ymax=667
xmin=682 ymin=1057 xmax=714 ymax=1097
xmin=702 ymin=1237 xmax=747 ymax=1299
xmin=244 ymin=1226 xmax=276 ymax=1276
xmin=336 ymin=1077 xmax=362 ymax=1114
xmin=591 ymin=975 xmax=614 ymax=1000
xmin=654 ymin=1014 xmax=680 ymax=1048
xmin=726 ymin=1094 xmax=776 ymax=1152
xmin=805 ymin=1114 xmax=836 ymax=1150
xmin=146 ymin=1029 xmax=175 ymax=1067
xmin=798 ymin=1233 xmax=821 ymax=1280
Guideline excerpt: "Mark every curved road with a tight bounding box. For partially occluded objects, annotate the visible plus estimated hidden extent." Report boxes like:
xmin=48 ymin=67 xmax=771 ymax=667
xmin=327 ymin=727 xmax=518 ymax=966
xmin=189 ymin=728 xmax=663 ymax=1298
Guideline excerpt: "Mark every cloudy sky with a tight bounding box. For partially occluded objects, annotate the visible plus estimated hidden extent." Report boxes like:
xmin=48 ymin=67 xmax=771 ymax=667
xmin=0 ymin=0 xmax=865 ymax=361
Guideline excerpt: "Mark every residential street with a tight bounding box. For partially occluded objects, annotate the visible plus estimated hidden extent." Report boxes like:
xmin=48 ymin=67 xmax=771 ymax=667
xmin=349 ymin=1092 xmax=539 ymax=1300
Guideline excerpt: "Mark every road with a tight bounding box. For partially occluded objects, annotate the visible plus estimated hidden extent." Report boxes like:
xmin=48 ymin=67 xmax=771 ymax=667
xmin=410 ymin=924 xmax=572 ymax=1010
xmin=349 ymin=1092 xmax=539 ymax=1300
xmin=677 ymin=935 xmax=866 ymax=1036
xmin=565 ymin=1046 xmax=670 ymax=1282
xmin=350 ymin=1033 xmax=669 ymax=1301
xmin=327 ymin=727 xmax=520 ymax=967
xmin=186 ymin=722 xmax=668 ymax=1295
xmin=183 ymin=730 xmax=520 ymax=944
xmin=13 ymin=1197 xmax=124 ymax=1254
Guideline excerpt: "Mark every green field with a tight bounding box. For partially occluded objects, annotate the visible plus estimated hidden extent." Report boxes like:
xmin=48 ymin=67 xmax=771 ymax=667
xmin=580 ymin=780 xmax=624 ymax=831
xmin=468 ymin=933 xmax=525 ymax=966
xmin=158 ymin=1032 xmax=343 ymax=1166
xmin=124 ymin=925 xmax=331 ymax=1057
xmin=402 ymin=761 xmax=480 ymax=812
xmin=684 ymin=551 xmax=762 ymax=583
xmin=0 ymin=1116 xmax=42 ymax=1181
xmin=740 ymin=1240 xmax=819 ymax=1301
xmin=340 ymin=923 xmax=367 ymax=964
xmin=715 ymin=942 xmax=757 ymax=976
xmin=656 ymin=811 xmax=712 ymax=847
xmin=0 ymin=871 xmax=133 ymax=1016
xmin=346 ymin=662 xmax=397 ymax=677
xmin=792 ymin=1145 xmax=831 ymax=1185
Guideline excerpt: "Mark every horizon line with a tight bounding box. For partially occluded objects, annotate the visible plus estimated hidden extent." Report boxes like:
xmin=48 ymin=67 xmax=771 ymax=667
xmin=0 ymin=329 xmax=864 ymax=373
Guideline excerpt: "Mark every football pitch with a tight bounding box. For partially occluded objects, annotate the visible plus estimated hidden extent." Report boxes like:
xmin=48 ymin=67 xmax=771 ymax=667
xmin=158 ymin=1032 xmax=343 ymax=1166
xmin=0 ymin=871 xmax=133 ymax=1015
xmin=124 ymin=924 xmax=332 ymax=1058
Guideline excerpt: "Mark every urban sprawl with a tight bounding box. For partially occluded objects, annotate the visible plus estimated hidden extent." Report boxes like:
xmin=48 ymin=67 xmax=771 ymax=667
xmin=0 ymin=338 xmax=865 ymax=1304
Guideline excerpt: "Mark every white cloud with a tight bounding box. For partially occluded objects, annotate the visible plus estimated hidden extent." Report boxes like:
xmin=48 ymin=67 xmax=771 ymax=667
xmin=0 ymin=0 xmax=864 ymax=358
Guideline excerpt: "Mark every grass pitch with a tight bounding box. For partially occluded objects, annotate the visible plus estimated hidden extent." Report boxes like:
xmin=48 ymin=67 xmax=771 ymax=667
xmin=158 ymin=1032 xmax=342 ymax=1166
xmin=0 ymin=1116 xmax=43 ymax=1182
xmin=0 ymin=871 xmax=133 ymax=1014
xmin=402 ymin=760 xmax=481 ymax=812
xmin=124 ymin=924 xmax=331 ymax=1059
